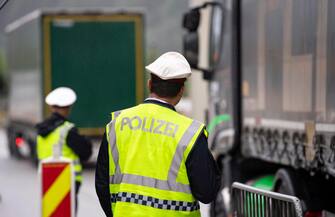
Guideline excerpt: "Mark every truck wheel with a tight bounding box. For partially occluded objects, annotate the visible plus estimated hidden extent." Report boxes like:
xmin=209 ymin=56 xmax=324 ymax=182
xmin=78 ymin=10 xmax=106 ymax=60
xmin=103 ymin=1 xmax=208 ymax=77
xmin=7 ymin=129 xmax=15 ymax=157
xmin=7 ymin=128 xmax=20 ymax=158
xmin=274 ymin=168 xmax=310 ymax=212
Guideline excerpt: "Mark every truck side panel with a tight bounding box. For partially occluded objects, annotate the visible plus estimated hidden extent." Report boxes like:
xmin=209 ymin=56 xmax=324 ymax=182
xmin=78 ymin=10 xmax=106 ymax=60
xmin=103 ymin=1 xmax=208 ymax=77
xmin=241 ymin=0 xmax=335 ymax=176
xmin=42 ymin=14 xmax=144 ymax=135
xmin=7 ymin=14 xmax=43 ymax=124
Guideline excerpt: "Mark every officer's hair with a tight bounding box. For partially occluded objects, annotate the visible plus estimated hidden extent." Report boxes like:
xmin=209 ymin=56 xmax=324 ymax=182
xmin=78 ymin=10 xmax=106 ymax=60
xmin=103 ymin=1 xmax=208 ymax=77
xmin=150 ymin=74 xmax=186 ymax=98
xmin=51 ymin=105 xmax=71 ymax=109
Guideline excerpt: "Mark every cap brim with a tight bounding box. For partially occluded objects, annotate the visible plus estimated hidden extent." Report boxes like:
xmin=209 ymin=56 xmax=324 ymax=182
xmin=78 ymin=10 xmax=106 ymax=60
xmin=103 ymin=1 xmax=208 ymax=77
xmin=145 ymin=66 xmax=190 ymax=80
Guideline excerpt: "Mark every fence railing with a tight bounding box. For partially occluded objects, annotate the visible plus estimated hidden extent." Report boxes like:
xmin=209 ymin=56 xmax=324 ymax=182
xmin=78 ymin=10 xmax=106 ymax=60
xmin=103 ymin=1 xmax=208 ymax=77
xmin=232 ymin=182 xmax=303 ymax=217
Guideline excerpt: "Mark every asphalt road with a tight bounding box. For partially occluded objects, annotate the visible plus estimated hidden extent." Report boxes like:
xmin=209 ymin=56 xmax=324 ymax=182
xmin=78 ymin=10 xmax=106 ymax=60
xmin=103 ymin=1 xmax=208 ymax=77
xmin=0 ymin=128 xmax=210 ymax=217
xmin=0 ymin=128 xmax=105 ymax=217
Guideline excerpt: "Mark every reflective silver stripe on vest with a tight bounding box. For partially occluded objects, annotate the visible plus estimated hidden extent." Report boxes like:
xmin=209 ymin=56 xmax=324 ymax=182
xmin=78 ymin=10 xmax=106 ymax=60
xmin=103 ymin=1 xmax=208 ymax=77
xmin=113 ymin=111 xmax=121 ymax=120
xmin=111 ymin=192 xmax=200 ymax=211
xmin=110 ymin=173 xmax=191 ymax=193
xmin=59 ymin=124 xmax=81 ymax=177
xmin=59 ymin=123 xmax=74 ymax=142
xmin=167 ymin=120 xmax=202 ymax=181
xmin=108 ymin=111 xmax=122 ymax=174
xmin=55 ymin=123 xmax=74 ymax=157
xmin=108 ymin=119 xmax=202 ymax=194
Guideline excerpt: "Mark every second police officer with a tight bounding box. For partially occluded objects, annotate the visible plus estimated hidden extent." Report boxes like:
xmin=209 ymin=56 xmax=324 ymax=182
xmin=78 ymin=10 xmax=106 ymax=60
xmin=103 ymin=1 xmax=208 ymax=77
xmin=36 ymin=87 xmax=93 ymax=212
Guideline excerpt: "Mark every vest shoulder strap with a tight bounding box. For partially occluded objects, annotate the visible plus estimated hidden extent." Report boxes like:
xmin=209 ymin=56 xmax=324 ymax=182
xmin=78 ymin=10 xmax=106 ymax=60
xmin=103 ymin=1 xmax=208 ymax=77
xmin=111 ymin=110 xmax=122 ymax=121
xmin=58 ymin=121 xmax=75 ymax=145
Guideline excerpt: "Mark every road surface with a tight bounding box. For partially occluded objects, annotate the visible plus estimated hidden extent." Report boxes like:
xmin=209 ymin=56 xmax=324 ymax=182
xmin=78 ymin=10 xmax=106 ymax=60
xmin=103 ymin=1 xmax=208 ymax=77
xmin=0 ymin=128 xmax=105 ymax=217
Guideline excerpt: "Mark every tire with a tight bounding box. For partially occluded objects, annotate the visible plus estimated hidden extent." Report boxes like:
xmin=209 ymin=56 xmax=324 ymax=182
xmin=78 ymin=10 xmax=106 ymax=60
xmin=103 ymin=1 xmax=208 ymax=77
xmin=274 ymin=168 xmax=311 ymax=212
xmin=7 ymin=129 xmax=15 ymax=157
xmin=7 ymin=128 xmax=20 ymax=158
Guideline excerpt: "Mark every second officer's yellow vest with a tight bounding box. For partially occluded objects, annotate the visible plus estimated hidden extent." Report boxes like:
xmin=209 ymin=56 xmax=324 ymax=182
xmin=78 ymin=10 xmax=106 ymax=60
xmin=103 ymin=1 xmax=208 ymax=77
xmin=107 ymin=103 xmax=205 ymax=217
xmin=37 ymin=121 xmax=83 ymax=182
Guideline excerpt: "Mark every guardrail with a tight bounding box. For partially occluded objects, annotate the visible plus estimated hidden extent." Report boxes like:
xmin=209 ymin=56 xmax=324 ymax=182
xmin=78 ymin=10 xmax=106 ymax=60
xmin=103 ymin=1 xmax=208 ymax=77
xmin=232 ymin=182 xmax=303 ymax=217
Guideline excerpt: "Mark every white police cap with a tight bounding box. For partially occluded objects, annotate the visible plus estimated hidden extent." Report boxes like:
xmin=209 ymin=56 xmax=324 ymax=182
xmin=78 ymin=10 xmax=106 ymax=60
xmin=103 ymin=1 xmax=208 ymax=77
xmin=145 ymin=52 xmax=192 ymax=80
xmin=45 ymin=87 xmax=77 ymax=107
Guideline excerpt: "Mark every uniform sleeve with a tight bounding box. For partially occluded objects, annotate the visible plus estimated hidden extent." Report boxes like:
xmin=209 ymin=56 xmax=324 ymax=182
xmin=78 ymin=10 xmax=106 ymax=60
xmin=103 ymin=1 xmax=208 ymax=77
xmin=185 ymin=130 xmax=222 ymax=204
xmin=95 ymin=132 xmax=113 ymax=217
xmin=66 ymin=127 xmax=92 ymax=162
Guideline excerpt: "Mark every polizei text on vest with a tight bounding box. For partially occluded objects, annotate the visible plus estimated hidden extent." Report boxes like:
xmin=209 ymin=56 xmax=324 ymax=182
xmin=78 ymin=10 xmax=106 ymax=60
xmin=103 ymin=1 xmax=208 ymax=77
xmin=120 ymin=116 xmax=179 ymax=138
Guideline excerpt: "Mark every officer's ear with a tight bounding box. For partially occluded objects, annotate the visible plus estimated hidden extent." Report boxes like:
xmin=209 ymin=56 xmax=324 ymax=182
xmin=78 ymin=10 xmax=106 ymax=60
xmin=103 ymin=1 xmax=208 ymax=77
xmin=177 ymin=85 xmax=185 ymax=98
xmin=148 ymin=79 xmax=152 ymax=92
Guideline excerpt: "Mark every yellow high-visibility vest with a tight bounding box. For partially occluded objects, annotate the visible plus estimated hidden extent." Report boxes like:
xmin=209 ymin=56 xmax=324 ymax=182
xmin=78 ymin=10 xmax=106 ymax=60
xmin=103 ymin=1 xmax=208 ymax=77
xmin=107 ymin=103 xmax=205 ymax=217
xmin=37 ymin=121 xmax=83 ymax=182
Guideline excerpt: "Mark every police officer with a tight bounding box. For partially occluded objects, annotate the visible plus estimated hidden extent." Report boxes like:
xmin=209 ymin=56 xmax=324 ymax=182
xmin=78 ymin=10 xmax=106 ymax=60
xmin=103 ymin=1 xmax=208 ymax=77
xmin=36 ymin=87 xmax=92 ymax=212
xmin=95 ymin=52 xmax=221 ymax=217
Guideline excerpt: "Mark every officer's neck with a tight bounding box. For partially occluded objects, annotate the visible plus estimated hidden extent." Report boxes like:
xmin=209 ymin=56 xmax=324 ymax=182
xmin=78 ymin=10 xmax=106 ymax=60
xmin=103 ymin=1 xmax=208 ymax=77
xmin=51 ymin=106 xmax=71 ymax=119
xmin=149 ymin=93 xmax=181 ymax=106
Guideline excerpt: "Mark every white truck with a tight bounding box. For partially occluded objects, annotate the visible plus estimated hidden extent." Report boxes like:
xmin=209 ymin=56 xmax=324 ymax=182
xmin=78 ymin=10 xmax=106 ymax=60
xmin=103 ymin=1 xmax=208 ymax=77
xmin=183 ymin=1 xmax=335 ymax=216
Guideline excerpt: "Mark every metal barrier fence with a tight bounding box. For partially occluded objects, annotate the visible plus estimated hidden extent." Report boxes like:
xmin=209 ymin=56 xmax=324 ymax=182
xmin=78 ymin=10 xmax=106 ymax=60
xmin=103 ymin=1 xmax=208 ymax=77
xmin=232 ymin=182 xmax=303 ymax=217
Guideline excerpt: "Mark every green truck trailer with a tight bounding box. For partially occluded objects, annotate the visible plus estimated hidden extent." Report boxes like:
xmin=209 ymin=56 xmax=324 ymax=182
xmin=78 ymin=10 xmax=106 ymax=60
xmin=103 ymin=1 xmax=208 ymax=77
xmin=5 ymin=9 xmax=144 ymax=163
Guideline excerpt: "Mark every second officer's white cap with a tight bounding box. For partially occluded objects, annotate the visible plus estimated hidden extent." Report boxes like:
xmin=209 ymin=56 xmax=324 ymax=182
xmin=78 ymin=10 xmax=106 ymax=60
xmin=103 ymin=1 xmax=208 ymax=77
xmin=145 ymin=52 xmax=192 ymax=80
xmin=45 ymin=87 xmax=77 ymax=107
